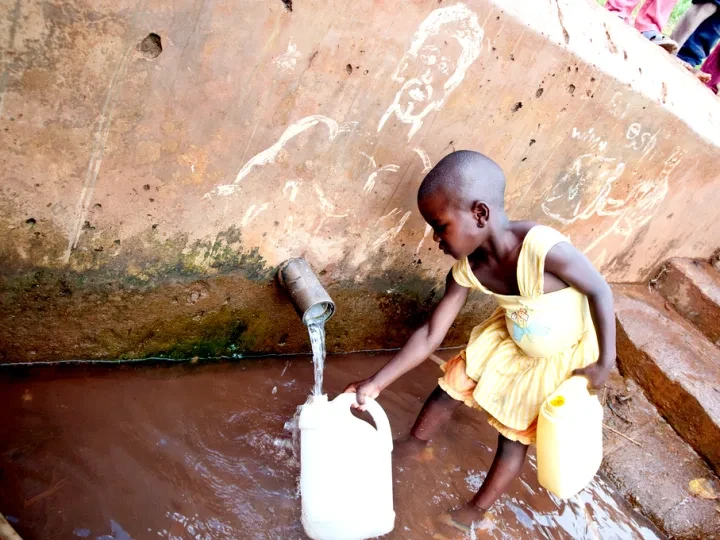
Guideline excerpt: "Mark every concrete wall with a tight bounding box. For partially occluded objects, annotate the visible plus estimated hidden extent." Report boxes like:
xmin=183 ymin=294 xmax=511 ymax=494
xmin=1 ymin=0 xmax=719 ymax=362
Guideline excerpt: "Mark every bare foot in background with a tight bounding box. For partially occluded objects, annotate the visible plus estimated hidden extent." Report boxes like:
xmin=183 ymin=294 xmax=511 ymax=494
xmin=435 ymin=505 xmax=494 ymax=538
xmin=674 ymin=56 xmax=712 ymax=83
xmin=393 ymin=436 xmax=434 ymax=461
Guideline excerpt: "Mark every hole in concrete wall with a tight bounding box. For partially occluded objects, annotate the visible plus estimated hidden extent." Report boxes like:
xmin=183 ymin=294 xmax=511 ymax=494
xmin=535 ymin=87 xmax=544 ymax=98
xmin=346 ymin=64 xmax=353 ymax=75
xmin=25 ymin=218 xmax=36 ymax=226
xmin=282 ymin=0 xmax=292 ymax=11
xmin=138 ymin=33 xmax=162 ymax=60
xmin=114 ymin=239 xmax=121 ymax=246
xmin=568 ymin=84 xmax=576 ymax=95
xmin=143 ymin=184 xmax=151 ymax=191
xmin=511 ymin=102 xmax=522 ymax=113
xmin=93 ymin=203 xmax=102 ymax=210
xmin=82 ymin=221 xmax=95 ymax=231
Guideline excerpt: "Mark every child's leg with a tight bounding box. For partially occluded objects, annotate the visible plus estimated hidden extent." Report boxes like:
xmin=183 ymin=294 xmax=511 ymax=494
xmin=412 ymin=386 xmax=462 ymax=440
xmin=395 ymin=386 xmax=461 ymax=458
xmin=469 ymin=434 xmax=528 ymax=510
xmin=445 ymin=434 xmax=528 ymax=529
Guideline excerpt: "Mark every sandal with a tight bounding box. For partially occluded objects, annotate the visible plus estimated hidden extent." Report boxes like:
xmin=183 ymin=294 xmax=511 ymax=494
xmin=641 ymin=30 xmax=679 ymax=54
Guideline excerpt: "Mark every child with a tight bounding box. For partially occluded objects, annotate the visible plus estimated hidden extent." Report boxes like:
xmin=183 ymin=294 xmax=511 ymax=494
xmin=344 ymin=151 xmax=615 ymax=534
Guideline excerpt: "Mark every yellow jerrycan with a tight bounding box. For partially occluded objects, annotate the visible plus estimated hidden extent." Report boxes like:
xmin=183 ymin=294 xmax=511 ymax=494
xmin=536 ymin=375 xmax=603 ymax=499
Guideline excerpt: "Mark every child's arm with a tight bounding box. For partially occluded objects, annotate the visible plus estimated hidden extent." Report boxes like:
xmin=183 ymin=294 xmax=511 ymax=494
xmin=344 ymin=271 xmax=470 ymax=408
xmin=544 ymin=243 xmax=616 ymax=389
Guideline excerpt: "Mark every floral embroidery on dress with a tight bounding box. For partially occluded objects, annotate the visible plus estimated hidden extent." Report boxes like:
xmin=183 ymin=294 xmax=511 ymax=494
xmin=508 ymin=307 xmax=550 ymax=343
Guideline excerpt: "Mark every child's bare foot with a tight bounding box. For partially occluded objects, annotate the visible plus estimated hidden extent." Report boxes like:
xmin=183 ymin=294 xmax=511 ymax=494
xmin=393 ymin=435 xmax=433 ymax=461
xmin=435 ymin=504 xmax=493 ymax=537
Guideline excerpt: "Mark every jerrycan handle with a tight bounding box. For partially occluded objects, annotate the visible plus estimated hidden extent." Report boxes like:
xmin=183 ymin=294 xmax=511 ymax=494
xmin=566 ymin=374 xmax=597 ymax=396
xmin=331 ymin=393 xmax=394 ymax=452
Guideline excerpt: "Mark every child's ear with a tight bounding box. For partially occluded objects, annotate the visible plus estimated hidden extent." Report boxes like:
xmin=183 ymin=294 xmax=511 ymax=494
xmin=471 ymin=201 xmax=490 ymax=228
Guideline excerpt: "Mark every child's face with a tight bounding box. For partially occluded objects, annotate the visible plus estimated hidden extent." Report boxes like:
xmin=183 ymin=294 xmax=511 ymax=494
xmin=418 ymin=194 xmax=487 ymax=259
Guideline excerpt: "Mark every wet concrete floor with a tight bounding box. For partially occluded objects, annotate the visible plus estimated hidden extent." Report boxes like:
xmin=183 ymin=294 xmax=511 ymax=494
xmin=0 ymin=352 xmax=662 ymax=539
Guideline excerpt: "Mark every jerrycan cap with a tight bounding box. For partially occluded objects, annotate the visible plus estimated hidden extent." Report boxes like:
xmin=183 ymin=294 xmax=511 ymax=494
xmin=542 ymin=376 xmax=593 ymax=419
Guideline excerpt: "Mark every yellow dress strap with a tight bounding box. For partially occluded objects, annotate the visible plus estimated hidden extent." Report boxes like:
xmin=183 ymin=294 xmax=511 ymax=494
xmin=452 ymin=257 xmax=493 ymax=294
xmin=517 ymin=225 xmax=570 ymax=298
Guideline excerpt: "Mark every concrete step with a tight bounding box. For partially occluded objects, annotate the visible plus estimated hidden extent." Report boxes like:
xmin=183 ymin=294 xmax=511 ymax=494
xmin=655 ymin=258 xmax=720 ymax=347
xmin=613 ymin=284 xmax=720 ymax=476
xmin=601 ymin=370 xmax=720 ymax=539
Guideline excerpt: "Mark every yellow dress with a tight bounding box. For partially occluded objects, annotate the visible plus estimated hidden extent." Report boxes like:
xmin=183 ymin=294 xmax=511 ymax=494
xmin=438 ymin=225 xmax=599 ymax=444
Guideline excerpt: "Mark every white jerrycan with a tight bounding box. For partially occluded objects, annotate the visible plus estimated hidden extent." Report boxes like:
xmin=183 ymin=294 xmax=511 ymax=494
xmin=299 ymin=393 xmax=395 ymax=540
xmin=536 ymin=376 xmax=604 ymax=499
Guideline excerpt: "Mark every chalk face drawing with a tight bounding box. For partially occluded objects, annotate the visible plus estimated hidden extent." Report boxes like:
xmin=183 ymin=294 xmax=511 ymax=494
xmin=541 ymin=154 xmax=626 ymax=225
xmin=378 ymin=3 xmax=484 ymax=141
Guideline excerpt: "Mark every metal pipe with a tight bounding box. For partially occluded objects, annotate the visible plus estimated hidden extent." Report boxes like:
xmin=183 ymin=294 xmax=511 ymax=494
xmin=277 ymin=258 xmax=335 ymax=325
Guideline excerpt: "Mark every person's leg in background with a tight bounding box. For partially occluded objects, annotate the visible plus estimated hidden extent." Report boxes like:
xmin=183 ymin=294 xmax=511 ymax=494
xmin=635 ymin=0 xmax=681 ymax=52
xmin=678 ymin=10 xmax=720 ymax=66
xmin=605 ymin=0 xmax=642 ymax=22
xmin=671 ymin=1 xmax=718 ymax=47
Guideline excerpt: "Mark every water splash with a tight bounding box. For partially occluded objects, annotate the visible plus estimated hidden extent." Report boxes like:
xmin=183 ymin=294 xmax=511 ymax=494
xmin=307 ymin=321 xmax=326 ymax=396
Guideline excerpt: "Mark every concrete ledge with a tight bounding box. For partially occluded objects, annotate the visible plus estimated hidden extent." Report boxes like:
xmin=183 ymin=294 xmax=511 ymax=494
xmin=655 ymin=258 xmax=720 ymax=347
xmin=613 ymin=284 xmax=720 ymax=475
xmin=601 ymin=370 xmax=720 ymax=539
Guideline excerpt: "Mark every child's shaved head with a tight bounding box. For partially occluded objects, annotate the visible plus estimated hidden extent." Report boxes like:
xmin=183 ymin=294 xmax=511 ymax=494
xmin=418 ymin=150 xmax=506 ymax=210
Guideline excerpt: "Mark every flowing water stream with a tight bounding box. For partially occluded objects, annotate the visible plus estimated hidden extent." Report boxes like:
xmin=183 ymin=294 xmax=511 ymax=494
xmin=307 ymin=321 xmax=325 ymax=396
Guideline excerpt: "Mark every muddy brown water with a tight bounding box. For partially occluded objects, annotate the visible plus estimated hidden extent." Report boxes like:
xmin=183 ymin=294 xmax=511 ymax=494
xmin=0 ymin=353 xmax=661 ymax=539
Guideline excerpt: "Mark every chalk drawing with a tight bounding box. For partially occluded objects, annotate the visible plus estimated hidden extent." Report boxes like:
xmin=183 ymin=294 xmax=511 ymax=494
xmin=363 ymin=164 xmax=400 ymax=194
xmin=378 ymin=3 xmax=484 ymax=141
xmin=414 ymin=223 xmax=434 ymax=256
xmin=542 ymin=154 xmax=626 ymax=225
xmin=571 ymin=127 xmax=608 ymax=152
xmin=314 ymin=184 xmax=348 ymax=219
xmin=275 ymin=41 xmax=301 ymax=73
xmin=63 ymin=46 xmax=133 ymax=262
xmin=283 ymin=180 xmax=301 ymax=202
xmin=584 ymin=147 xmax=684 ymax=261
xmin=371 ymin=209 xmax=412 ymax=251
xmin=338 ymin=121 xmax=359 ymax=133
xmin=241 ymin=203 xmax=269 ymax=226
xmin=609 ymin=92 xmax=631 ymax=120
xmin=413 ymin=147 xmax=433 ymax=173
xmin=360 ymin=152 xmax=377 ymax=168
xmin=625 ymin=123 xmax=659 ymax=160
xmin=205 ymin=115 xmax=339 ymax=198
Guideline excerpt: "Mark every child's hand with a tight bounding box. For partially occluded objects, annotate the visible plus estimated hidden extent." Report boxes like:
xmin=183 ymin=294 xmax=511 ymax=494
xmin=343 ymin=378 xmax=381 ymax=411
xmin=572 ymin=361 xmax=611 ymax=391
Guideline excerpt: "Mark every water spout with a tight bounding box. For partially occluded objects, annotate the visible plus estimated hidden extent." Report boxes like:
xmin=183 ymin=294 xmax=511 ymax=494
xmin=277 ymin=258 xmax=335 ymax=395
xmin=277 ymin=258 xmax=335 ymax=326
